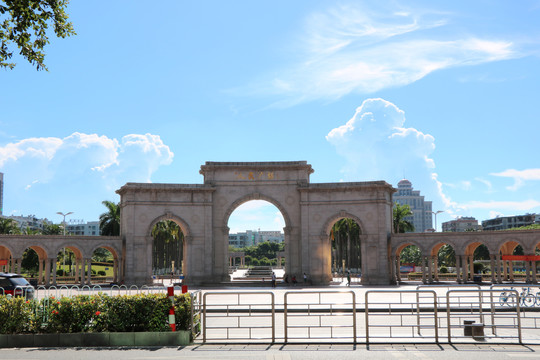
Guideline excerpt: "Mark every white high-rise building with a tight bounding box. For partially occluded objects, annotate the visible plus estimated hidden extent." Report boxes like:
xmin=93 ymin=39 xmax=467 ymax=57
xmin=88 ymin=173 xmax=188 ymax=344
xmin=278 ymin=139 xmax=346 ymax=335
xmin=393 ymin=179 xmax=433 ymax=233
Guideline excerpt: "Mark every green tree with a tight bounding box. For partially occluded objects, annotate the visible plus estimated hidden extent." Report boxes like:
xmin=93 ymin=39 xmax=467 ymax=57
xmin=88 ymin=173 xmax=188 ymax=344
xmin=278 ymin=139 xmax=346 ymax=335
xmin=152 ymin=220 xmax=183 ymax=274
xmin=21 ymin=248 xmax=39 ymax=273
xmin=393 ymin=203 xmax=415 ymax=233
xmin=0 ymin=217 xmax=20 ymax=234
xmin=0 ymin=0 xmax=76 ymax=70
xmin=437 ymin=244 xmax=456 ymax=267
xmin=399 ymin=245 xmax=422 ymax=265
xmin=99 ymin=200 xmax=120 ymax=236
xmin=330 ymin=218 xmax=361 ymax=272
xmin=42 ymin=223 xmax=62 ymax=235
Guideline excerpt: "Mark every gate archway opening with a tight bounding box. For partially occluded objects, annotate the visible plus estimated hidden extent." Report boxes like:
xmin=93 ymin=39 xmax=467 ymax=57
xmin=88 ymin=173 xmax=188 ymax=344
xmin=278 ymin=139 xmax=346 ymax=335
xmin=330 ymin=218 xmax=362 ymax=283
xmin=226 ymin=199 xmax=286 ymax=281
xmin=151 ymin=220 xmax=185 ymax=281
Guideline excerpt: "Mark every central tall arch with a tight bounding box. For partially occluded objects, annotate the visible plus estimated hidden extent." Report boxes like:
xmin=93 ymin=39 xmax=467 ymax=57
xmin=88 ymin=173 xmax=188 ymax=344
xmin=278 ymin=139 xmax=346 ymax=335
xmin=117 ymin=161 xmax=396 ymax=285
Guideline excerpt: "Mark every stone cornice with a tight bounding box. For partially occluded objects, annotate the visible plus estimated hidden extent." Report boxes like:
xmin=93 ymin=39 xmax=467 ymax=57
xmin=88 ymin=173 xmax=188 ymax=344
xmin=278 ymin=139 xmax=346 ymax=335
xmin=199 ymin=161 xmax=314 ymax=175
xmin=299 ymin=181 xmax=395 ymax=193
xmin=116 ymin=183 xmax=215 ymax=195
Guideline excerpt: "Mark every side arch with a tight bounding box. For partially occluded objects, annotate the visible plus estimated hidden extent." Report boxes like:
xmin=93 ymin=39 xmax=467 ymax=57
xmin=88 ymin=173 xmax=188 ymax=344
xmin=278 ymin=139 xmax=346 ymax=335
xmin=319 ymin=211 xmax=366 ymax=239
xmin=145 ymin=213 xmax=192 ymax=242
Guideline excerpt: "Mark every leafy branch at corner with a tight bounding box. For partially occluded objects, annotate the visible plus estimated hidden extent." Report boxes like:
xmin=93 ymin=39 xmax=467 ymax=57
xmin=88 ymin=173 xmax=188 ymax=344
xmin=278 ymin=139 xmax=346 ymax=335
xmin=0 ymin=0 xmax=75 ymax=71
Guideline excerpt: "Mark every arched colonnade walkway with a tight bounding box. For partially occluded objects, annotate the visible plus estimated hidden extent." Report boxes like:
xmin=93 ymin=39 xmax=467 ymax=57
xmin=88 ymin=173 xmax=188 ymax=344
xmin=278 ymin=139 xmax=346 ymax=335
xmin=0 ymin=235 xmax=123 ymax=286
xmin=391 ymin=231 xmax=540 ymax=284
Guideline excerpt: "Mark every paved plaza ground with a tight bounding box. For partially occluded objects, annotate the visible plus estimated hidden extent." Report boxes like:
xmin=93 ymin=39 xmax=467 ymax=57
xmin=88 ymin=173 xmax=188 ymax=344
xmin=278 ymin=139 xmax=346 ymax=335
xmin=2 ymin=343 xmax=540 ymax=360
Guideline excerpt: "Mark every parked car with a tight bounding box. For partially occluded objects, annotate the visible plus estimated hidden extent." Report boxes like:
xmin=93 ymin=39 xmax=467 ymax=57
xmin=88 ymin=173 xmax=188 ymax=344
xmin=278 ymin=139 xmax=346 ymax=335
xmin=0 ymin=273 xmax=35 ymax=299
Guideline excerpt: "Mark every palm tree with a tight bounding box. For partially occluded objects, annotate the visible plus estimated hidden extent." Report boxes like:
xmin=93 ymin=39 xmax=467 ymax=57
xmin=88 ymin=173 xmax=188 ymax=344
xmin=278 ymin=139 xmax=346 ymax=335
xmin=0 ymin=218 xmax=20 ymax=234
xmin=393 ymin=203 xmax=415 ymax=233
xmin=330 ymin=218 xmax=361 ymax=272
xmin=99 ymin=200 xmax=120 ymax=236
xmin=152 ymin=220 xmax=183 ymax=274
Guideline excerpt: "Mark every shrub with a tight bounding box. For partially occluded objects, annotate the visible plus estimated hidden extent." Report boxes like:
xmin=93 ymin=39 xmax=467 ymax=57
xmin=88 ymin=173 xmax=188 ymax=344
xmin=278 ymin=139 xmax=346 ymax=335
xmin=439 ymin=266 xmax=448 ymax=274
xmin=56 ymin=269 xmax=66 ymax=276
xmin=97 ymin=270 xmax=106 ymax=276
xmin=0 ymin=293 xmax=192 ymax=334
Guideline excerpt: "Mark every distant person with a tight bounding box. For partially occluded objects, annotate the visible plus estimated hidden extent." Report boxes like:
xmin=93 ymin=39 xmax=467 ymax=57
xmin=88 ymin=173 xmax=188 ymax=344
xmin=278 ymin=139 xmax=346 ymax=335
xmin=303 ymin=273 xmax=307 ymax=284
xmin=292 ymin=275 xmax=297 ymax=285
xmin=271 ymin=272 xmax=276 ymax=288
xmin=284 ymin=274 xmax=289 ymax=284
xmin=347 ymin=272 xmax=351 ymax=287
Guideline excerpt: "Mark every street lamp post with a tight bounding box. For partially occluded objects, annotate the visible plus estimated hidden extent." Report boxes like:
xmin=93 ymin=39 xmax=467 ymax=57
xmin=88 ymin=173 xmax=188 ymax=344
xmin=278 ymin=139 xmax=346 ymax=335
xmin=57 ymin=211 xmax=73 ymax=278
xmin=427 ymin=210 xmax=444 ymax=232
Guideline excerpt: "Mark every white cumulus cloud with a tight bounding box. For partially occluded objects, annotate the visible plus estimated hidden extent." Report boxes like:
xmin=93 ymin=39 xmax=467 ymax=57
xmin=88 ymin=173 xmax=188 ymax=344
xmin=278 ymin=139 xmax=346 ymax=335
xmin=326 ymin=98 xmax=435 ymax=181
xmin=0 ymin=132 xmax=174 ymax=219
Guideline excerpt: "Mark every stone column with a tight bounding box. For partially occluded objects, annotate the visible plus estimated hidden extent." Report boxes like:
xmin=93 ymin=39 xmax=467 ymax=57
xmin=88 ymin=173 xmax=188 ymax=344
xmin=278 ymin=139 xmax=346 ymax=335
xmin=490 ymin=255 xmax=496 ymax=283
xmin=10 ymin=257 xmax=15 ymax=273
xmin=44 ymin=258 xmax=51 ymax=286
xmin=456 ymin=255 xmax=462 ymax=284
xmin=427 ymin=256 xmax=433 ymax=283
xmin=389 ymin=255 xmax=395 ymax=284
xmin=461 ymin=255 xmax=468 ymax=283
xmin=525 ymin=260 xmax=531 ymax=283
xmin=87 ymin=259 xmax=92 ymax=285
xmin=396 ymin=256 xmax=401 ymax=283
xmin=509 ymin=261 xmax=515 ymax=282
xmin=469 ymin=255 xmax=474 ymax=281
xmin=496 ymin=254 xmax=502 ymax=283
xmin=80 ymin=258 xmax=86 ymax=285
xmin=393 ymin=256 xmax=400 ymax=284
xmin=52 ymin=260 xmax=57 ymax=286
xmin=113 ymin=258 xmax=118 ymax=283
xmin=421 ymin=256 xmax=427 ymax=284
xmin=434 ymin=256 xmax=439 ymax=282
xmin=38 ymin=259 xmax=44 ymax=285
xmin=533 ymin=261 xmax=538 ymax=284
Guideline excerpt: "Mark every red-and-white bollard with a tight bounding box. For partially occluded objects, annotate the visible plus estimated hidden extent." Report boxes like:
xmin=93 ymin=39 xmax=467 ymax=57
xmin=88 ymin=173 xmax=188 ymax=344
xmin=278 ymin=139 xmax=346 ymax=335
xmin=167 ymin=286 xmax=176 ymax=332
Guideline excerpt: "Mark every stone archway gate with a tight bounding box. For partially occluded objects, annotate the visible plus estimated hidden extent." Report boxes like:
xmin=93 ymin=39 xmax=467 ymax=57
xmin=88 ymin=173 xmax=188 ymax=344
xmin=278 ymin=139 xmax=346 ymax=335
xmin=117 ymin=161 xmax=395 ymax=285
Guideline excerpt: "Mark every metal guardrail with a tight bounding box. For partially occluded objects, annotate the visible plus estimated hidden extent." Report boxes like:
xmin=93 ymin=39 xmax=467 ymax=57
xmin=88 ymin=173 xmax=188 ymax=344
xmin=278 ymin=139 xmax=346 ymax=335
xmin=284 ymin=291 xmax=356 ymax=343
xmin=365 ymin=290 xmax=438 ymax=344
xmin=446 ymin=289 xmax=522 ymax=343
xmin=202 ymin=291 xmax=275 ymax=343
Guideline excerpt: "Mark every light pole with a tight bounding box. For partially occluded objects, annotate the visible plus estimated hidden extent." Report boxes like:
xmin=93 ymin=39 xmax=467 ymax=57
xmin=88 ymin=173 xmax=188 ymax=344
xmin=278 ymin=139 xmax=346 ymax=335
xmin=56 ymin=211 xmax=73 ymax=236
xmin=427 ymin=210 xmax=444 ymax=232
xmin=57 ymin=211 xmax=73 ymax=278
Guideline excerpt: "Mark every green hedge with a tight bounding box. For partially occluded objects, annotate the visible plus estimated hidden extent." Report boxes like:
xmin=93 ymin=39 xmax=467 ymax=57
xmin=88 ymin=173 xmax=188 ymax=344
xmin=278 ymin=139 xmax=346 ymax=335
xmin=0 ymin=293 xmax=193 ymax=334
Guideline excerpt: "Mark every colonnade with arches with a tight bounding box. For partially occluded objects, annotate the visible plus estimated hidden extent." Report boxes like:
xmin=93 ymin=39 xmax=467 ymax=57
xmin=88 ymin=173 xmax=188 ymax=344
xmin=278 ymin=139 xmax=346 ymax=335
xmin=0 ymin=236 xmax=123 ymax=286
xmin=391 ymin=231 xmax=540 ymax=285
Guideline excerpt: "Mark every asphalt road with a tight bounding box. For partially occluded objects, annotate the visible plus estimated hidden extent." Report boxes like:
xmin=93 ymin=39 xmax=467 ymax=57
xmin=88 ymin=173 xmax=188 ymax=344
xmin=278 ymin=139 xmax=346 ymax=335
xmin=2 ymin=344 xmax=540 ymax=360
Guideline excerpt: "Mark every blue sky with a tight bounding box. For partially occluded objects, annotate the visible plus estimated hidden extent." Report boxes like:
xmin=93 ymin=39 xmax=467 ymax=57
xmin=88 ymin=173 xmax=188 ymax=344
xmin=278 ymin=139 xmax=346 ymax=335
xmin=1 ymin=0 xmax=539 ymax=232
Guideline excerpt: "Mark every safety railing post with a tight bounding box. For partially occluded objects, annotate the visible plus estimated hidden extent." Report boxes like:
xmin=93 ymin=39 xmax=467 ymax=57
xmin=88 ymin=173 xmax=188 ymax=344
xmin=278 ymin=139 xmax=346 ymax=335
xmin=446 ymin=290 xmax=452 ymax=343
xmin=365 ymin=291 xmax=370 ymax=345
xmin=202 ymin=292 xmax=207 ymax=343
xmin=352 ymin=291 xmax=357 ymax=345
xmin=271 ymin=292 xmax=275 ymax=343
xmin=284 ymin=292 xmax=288 ymax=343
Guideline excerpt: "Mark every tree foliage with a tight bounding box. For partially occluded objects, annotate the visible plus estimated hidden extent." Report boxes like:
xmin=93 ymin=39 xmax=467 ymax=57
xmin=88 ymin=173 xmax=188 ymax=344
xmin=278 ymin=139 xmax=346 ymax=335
xmin=399 ymin=245 xmax=421 ymax=265
xmin=393 ymin=203 xmax=415 ymax=233
xmin=42 ymin=223 xmax=62 ymax=235
xmin=330 ymin=218 xmax=362 ymax=271
xmin=0 ymin=217 xmax=20 ymax=234
xmin=0 ymin=0 xmax=76 ymax=70
xmin=152 ymin=220 xmax=183 ymax=274
xmin=231 ymin=241 xmax=284 ymax=266
xmin=99 ymin=200 xmax=120 ymax=236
